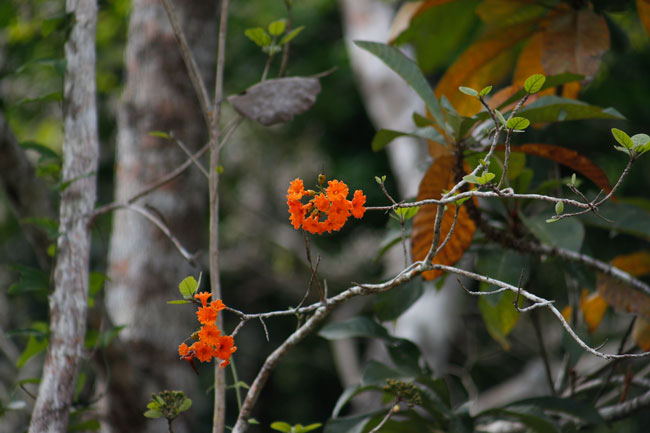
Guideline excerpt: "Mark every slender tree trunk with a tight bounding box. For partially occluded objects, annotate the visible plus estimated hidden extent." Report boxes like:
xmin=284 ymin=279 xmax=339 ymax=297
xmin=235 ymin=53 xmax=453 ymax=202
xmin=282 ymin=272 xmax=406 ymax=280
xmin=103 ymin=1 xmax=216 ymax=432
xmin=28 ymin=1 xmax=99 ymax=432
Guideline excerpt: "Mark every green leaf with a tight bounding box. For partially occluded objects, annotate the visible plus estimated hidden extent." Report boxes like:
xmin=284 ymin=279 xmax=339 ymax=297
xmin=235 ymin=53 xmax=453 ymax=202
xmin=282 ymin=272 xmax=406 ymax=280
xmin=507 ymin=396 xmax=604 ymax=425
xmin=354 ymin=41 xmax=447 ymax=132
xmin=245 ymin=27 xmax=271 ymax=47
xmin=20 ymin=217 xmax=59 ymax=239
xmin=394 ymin=206 xmax=419 ymax=220
xmin=8 ymin=264 xmax=49 ymax=296
xmin=479 ymin=85 xmax=492 ymax=97
xmin=318 ymin=316 xmax=389 ymax=340
xmin=178 ymin=276 xmax=198 ymax=298
xmin=17 ymin=91 xmax=63 ymax=105
xmin=324 ymin=412 xmax=377 ymax=433
xmin=371 ymin=127 xmax=446 ymax=152
xmin=17 ymin=334 xmax=48 ymax=368
xmin=463 ymin=174 xmax=480 ymax=184
xmin=143 ymin=409 xmax=163 ymax=419
xmin=279 ymin=26 xmax=305 ymax=45
xmin=580 ymin=202 xmax=650 ymax=241
xmin=148 ymin=130 xmax=170 ymax=139
xmin=458 ymin=86 xmax=478 ymax=97
xmin=146 ymin=401 xmax=160 ymax=410
xmin=167 ymin=300 xmax=191 ymax=304
xmin=516 ymin=96 xmax=624 ymax=123
xmin=478 ymin=172 xmax=495 ymax=184
xmin=268 ymin=19 xmax=286 ymax=36
xmin=374 ymin=279 xmax=423 ymax=322
xmin=521 ymin=213 xmax=584 ymax=252
xmin=506 ymin=116 xmax=530 ymax=130
xmin=555 ymin=201 xmax=564 ymax=215
xmin=179 ymin=398 xmax=192 ymax=412
xmin=361 ymin=361 xmax=412 ymax=386
xmin=611 ymin=128 xmax=634 ymax=149
xmin=499 ymin=73 xmax=584 ymax=108
xmin=296 ymin=423 xmax=322 ymax=433
xmin=271 ymin=422 xmax=293 ymax=433
xmin=524 ymin=74 xmax=546 ymax=94
xmin=68 ymin=420 xmax=100 ymax=432
xmin=412 ymin=112 xmax=434 ymax=127
xmin=495 ymin=109 xmax=507 ymax=127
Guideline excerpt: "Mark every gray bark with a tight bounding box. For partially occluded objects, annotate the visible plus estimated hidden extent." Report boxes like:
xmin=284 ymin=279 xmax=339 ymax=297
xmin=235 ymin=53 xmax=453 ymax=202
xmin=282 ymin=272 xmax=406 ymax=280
xmin=103 ymin=1 xmax=216 ymax=432
xmin=27 ymin=1 xmax=99 ymax=432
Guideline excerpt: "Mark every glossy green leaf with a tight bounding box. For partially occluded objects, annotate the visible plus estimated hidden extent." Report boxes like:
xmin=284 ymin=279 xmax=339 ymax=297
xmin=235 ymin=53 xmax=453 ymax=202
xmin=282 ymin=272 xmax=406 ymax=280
xmin=371 ymin=126 xmax=446 ymax=152
xmin=508 ymin=396 xmax=604 ymax=425
xmin=524 ymin=74 xmax=546 ymax=94
xmin=374 ymin=279 xmax=423 ymax=321
xmin=611 ymin=128 xmax=634 ymax=149
xmin=296 ymin=423 xmax=322 ymax=433
xmin=521 ymin=213 xmax=585 ymax=252
xmin=632 ymin=133 xmax=650 ymax=148
xmin=179 ymin=398 xmax=192 ymax=412
xmin=318 ymin=316 xmax=389 ymax=340
xmin=355 ymin=41 xmax=447 ymax=131
xmin=516 ymin=96 xmax=623 ymax=123
xmin=555 ymin=201 xmax=564 ymax=215
xmin=506 ymin=116 xmax=530 ymax=130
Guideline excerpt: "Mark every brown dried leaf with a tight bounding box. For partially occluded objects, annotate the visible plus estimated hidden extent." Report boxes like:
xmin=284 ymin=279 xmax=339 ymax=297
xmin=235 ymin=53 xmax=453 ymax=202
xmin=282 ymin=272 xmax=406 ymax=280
xmin=508 ymin=144 xmax=612 ymax=196
xmin=541 ymin=8 xmax=610 ymax=79
xmin=580 ymin=288 xmax=608 ymax=333
xmin=228 ymin=77 xmax=321 ymax=126
xmin=428 ymin=140 xmax=452 ymax=159
xmin=632 ymin=316 xmax=650 ymax=352
xmin=411 ymin=156 xmax=476 ymax=280
xmin=611 ymin=251 xmax=650 ymax=277
xmin=637 ymin=0 xmax=650 ymax=39
xmin=597 ymin=274 xmax=650 ymax=318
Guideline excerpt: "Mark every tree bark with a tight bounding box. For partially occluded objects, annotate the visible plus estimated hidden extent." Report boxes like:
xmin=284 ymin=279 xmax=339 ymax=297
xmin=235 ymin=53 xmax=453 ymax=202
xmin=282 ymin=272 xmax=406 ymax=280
xmin=27 ymin=1 xmax=99 ymax=432
xmin=103 ymin=1 xmax=216 ymax=432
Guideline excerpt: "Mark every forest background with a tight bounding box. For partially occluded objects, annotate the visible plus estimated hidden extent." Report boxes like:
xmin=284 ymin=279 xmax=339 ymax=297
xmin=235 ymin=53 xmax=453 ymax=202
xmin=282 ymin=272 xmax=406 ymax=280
xmin=2 ymin=0 xmax=650 ymax=433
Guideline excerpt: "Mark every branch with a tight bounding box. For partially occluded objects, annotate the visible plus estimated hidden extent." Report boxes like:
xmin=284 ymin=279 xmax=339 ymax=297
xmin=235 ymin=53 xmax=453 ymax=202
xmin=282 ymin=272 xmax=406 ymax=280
xmin=161 ymin=0 xmax=212 ymax=130
xmin=599 ymin=388 xmax=650 ymax=422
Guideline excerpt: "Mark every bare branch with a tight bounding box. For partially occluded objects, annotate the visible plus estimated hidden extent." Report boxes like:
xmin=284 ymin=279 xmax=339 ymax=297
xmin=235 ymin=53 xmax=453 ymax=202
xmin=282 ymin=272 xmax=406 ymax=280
xmin=161 ymin=0 xmax=212 ymax=129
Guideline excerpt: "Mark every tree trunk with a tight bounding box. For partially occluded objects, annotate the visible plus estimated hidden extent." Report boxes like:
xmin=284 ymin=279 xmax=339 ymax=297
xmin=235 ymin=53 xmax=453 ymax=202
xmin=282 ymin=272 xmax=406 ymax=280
xmin=103 ymin=1 xmax=216 ymax=432
xmin=28 ymin=1 xmax=99 ymax=432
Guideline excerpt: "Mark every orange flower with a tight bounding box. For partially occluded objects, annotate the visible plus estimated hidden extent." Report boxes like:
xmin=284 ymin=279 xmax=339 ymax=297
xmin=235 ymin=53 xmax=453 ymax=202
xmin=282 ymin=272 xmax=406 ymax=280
xmin=214 ymin=335 xmax=237 ymax=368
xmin=287 ymin=177 xmax=366 ymax=235
xmin=178 ymin=342 xmax=191 ymax=358
xmin=326 ymin=180 xmax=349 ymax=200
xmin=193 ymin=341 xmax=214 ymax=363
xmin=351 ymin=190 xmax=366 ymax=218
xmin=210 ymin=299 xmax=226 ymax=312
xmin=194 ymin=291 xmax=212 ymax=308
xmin=196 ymin=305 xmax=218 ymax=325
xmin=198 ymin=324 xmax=222 ymax=346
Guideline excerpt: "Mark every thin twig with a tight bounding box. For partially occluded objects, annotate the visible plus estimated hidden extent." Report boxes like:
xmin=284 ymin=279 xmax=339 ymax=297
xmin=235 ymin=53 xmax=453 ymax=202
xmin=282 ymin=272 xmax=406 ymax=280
xmin=170 ymin=133 xmax=209 ymax=178
xmin=368 ymin=400 xmax=399 ymax=433
xmin=161 ymin=0 xmax=212 ymax=130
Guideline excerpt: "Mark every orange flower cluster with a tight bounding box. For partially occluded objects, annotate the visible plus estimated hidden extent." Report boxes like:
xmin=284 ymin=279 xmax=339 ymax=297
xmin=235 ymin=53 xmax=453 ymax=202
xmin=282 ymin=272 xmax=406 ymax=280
xmin=178 ymin=292 xmax=237 ymax=368
xmin=287 ymin=178 xmax=366 ymax=234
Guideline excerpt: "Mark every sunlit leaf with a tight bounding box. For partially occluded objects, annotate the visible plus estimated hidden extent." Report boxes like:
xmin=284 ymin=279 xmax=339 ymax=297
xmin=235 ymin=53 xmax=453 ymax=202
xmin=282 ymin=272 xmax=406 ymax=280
xmin=268 ymin=20 xmax=286 ymax=37
xmin=178 ymin=276 xmax=197 ymax=298
xmin=279 ymin=26 xmax=304 ymax=45
xmin=580 ymin=289 xmax=608 ymax=333
xmin=506 ymin=116 xmax=530 ymax=130
xmin=245 ymin=27 xmax=271 ymax=47
xmin=524 ymin=74 xmax=546 ymax=94
xmin=411 ymin=156 xmax=476 ymax=280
